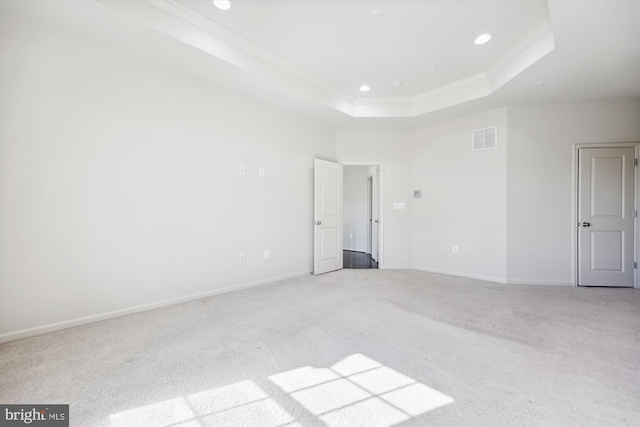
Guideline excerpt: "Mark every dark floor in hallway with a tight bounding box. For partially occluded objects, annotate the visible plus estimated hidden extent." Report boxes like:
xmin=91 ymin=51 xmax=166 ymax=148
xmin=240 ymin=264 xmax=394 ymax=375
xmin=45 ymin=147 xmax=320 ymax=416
xmin=343 ymin=250 xmax=378 ymax=269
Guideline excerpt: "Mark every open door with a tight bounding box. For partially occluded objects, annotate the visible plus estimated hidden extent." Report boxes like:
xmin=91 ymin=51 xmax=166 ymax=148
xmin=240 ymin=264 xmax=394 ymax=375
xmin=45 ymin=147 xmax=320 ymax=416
xmin=577 ymin=147 xmax=635 ymax=287
xmin=314 ymin=159 xmax=343 ymax=275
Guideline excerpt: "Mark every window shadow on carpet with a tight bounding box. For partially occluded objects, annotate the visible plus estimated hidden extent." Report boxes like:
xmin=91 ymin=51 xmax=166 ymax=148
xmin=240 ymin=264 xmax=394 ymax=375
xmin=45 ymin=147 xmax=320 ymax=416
xmin=109 ymin=353 xmax=454 ymax=427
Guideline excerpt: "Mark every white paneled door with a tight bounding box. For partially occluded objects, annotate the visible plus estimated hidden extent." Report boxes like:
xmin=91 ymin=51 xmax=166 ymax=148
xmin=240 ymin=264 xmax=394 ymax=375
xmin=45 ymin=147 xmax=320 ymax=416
xmin=578 ymin=147 xmax=635 ymax=287
xmin=314 ymin=159 xmax=343 ymax=275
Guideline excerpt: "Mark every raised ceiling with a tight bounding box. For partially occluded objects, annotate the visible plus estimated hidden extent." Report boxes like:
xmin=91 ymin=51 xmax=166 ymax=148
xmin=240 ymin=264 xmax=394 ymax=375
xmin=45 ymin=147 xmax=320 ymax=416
xmin=2 ymin=0 xmax=639 ymax=128
xmin=183 ymin=0 xmax=551 ymax=98
xmin=97 ymin=0 xmax=556 ymax=118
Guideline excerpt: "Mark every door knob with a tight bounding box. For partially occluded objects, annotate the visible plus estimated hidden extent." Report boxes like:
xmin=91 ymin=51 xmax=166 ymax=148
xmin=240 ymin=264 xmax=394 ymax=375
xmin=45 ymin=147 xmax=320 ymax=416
xmin=581 ymin=222 xmax=591 ymax=227
xmin=315 ymin=220 xmax=322 ymax=225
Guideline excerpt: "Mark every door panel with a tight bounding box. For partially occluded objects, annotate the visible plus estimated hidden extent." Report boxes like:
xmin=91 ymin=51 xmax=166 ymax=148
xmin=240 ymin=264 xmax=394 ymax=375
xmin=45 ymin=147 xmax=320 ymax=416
xmin=592 ymin=156 xmax=624 ymax=216
xmin=578 ymin=147 xmax=634 ymax=287
xmin=314 ymin=159 xmax=343 ymax=275
xmin=321 ymin=227 xmax=340 ymax=260
xmin=590 ymin=231 xmax=622 ymax=271
xmin=321 ymin=167 xmax=340 ymax=216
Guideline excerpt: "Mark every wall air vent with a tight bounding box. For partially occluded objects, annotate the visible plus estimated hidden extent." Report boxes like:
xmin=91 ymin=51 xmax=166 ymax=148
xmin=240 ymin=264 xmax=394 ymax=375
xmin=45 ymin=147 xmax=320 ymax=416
xmin=472 ymin=126 xmax=497 ymax=151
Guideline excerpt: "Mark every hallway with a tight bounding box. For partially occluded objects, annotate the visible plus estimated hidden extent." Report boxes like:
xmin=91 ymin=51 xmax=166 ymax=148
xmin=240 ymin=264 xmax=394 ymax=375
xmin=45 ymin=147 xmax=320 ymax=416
xmin=343 ymin=250 xmax=378 ymax=269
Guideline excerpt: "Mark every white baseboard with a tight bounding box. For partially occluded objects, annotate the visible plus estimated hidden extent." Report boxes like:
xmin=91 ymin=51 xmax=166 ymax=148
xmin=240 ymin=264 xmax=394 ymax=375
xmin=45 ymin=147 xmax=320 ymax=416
xmin=380 ymin=265 xmax=414 ymax=270
xmin=506 ymin=279 xmax=574 ymax=286
xmin=0 ymin=271 xmax=311 ymax=344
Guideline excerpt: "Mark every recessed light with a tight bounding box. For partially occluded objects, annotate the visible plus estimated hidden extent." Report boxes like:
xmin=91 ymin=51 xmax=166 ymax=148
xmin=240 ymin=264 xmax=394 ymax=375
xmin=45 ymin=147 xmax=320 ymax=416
xmin=213 ymin=0 xmax=231 ymax=10
xmin=392 ymin=81 xmax=403 ymax=89
xmin=474 ymin=34 xmax=491 ymax=45
xmin=370 ymin=9 xmax=384 ymax=21
xmin=359 ymin=85 xmax=371 ymax=92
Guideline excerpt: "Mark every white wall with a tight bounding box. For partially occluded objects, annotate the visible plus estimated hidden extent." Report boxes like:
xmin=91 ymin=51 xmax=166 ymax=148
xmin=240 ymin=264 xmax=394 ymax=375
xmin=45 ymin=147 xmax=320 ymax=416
xmin=343 ymin=167 xmax=369 ymax=252
xmin=336 ymin=130 xmax=413 ymax=268
xmin=3 ymin=12 xmax=639 ymax=343
xmin=409 ymin=100 xmax=639 ymax=285
xmin=506 ymin=99 xmax=640 ymax=285
xmin=0 ymin=13 xmax=335 ymax=339
xmin=412 ymin=108 xmax=508 ymax=282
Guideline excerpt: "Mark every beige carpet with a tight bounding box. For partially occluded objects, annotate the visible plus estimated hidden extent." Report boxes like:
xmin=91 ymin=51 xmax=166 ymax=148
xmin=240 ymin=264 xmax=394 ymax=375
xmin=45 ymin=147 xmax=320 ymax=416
xmin=1 ymin=269 xmax=638 ymax=426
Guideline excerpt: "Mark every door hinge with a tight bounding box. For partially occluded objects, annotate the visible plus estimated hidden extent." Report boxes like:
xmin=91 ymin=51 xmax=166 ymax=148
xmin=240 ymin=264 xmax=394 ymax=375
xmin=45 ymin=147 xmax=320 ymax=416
xmin=635 ymin=159 xmax=638 ymax=166
xmin=634 ymin=262 xmax=637 ymax=269
xmin=635 ymin=210 xmax=638 ymax=218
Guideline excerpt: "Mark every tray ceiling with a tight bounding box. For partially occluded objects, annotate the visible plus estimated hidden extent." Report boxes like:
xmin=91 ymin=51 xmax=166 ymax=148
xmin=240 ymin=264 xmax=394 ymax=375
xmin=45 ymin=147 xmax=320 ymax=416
xmin=2 ymin=0 xmax=638 ymax=127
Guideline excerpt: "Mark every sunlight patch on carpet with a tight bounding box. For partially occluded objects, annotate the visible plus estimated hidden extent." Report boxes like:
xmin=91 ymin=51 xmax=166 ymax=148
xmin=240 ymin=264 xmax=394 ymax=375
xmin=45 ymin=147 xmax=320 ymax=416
xmin=109 ymin=380 xmax=294 ymax=427
xmin=268 ymin=353 xmax=454 ymax=426
xmin=109 ymin=353 xmax=453 ymax=427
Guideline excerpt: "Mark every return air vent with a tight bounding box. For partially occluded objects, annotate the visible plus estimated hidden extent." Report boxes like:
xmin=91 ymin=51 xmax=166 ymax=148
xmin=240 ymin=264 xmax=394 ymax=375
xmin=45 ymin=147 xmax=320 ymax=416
xmin=472 ymin=126 xmax=497 ymax=151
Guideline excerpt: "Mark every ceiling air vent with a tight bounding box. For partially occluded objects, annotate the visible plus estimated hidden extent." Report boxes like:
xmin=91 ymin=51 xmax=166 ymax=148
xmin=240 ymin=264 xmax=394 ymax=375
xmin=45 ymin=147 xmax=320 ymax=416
xmin=472 ymin=126 xmax=497 ymax=151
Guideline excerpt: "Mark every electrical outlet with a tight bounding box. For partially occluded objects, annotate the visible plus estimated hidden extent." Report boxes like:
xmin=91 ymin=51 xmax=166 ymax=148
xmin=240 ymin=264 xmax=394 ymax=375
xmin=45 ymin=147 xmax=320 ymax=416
xmin=349 ymin=232 xmax=354 ymax=238
xmin=264 ymin=250 xmax=270 ymax=260
xmin=452 ymin=245 xmax=459 ymax=254
xmin=259 ymin=168 xmax=265 ymax=177
xmin=239 ymin=252 xmax=246 ymax=262
xmin=239 ymin=166 xmax=245 ymax=176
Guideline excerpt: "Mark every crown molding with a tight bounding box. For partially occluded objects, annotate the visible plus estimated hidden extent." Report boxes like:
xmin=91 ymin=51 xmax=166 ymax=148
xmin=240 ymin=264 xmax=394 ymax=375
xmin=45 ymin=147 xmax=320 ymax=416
xmin=97 ymin=0 xmax=555 ymax=118
xmin=487 ymin=21 xmax=555 ymax=91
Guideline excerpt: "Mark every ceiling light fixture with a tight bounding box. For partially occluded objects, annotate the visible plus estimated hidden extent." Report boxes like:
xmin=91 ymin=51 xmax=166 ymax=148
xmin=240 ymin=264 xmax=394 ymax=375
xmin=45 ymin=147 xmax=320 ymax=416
xmin=392 ymin=81 xmax=403 ymax=89
xmin=474 ymin=34 xmax=491 ymax=45
xmin=213 ymin=0 xmax=231 ymax=10
xmin=369 ymin=10 xmax=384 ymax=21
xmin=359 ymin=85 xmax=371 ymax=92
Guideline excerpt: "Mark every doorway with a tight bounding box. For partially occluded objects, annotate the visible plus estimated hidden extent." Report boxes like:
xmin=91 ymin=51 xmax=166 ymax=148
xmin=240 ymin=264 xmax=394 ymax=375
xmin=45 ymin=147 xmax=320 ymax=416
xmin=342 ymin=163 xmax=382 ymax=269
xmin=575 ymin=144 xmax=637 ymax=287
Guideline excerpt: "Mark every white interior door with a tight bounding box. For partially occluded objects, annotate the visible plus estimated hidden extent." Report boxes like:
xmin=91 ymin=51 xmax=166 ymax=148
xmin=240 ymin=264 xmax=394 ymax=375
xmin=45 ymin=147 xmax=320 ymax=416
xmin=578 ymin=147 xmax=635 ymax=287
xmin=371 ymin=168 xmax=379 ymax=262
xmin=314 ymin=159 xmax=343 ymax=275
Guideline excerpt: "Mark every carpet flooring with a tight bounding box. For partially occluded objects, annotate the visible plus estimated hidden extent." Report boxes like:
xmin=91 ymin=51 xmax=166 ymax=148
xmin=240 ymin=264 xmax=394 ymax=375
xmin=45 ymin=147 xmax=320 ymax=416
xmin=1 ymin=269 xmax=638 ymax=427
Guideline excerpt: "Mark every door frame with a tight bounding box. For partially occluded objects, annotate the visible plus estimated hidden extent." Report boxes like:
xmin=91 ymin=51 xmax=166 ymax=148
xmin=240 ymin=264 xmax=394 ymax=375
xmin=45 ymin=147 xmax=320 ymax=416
xmin=367 ymin=175 xmax=373 ymax=255
xmin=572 ymin=142 xmax=640 ymax=288
xmin=342 ymin=162 xmax=384 ymax=268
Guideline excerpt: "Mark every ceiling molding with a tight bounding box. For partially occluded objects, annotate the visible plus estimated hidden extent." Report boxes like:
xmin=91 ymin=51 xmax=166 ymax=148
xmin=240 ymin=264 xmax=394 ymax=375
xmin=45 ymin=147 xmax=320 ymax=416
xmin=147 ymin=0 xmax=356 ymax=102
xmin=487 ymin=21 xmax=555 ymax=91
xmin=349 ymin=23 xmax=555 ymax=117
xmin=97 ymin=0 xmax=555 ymax=119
